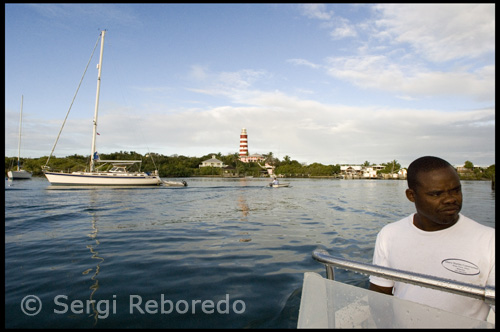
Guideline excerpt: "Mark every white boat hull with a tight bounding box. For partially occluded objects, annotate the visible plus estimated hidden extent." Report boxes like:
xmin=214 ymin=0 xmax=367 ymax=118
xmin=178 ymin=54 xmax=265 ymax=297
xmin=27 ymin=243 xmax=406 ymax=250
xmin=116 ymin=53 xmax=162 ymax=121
xmin=269 ymin=183 xmax=289 ymax=188
xmin=8 ymin=170 xmax=32 ymax=179
xmin=162 ymin=180 xmax=187 ymax=187
xmin=44 ymin=171 xmax=162 ymax=186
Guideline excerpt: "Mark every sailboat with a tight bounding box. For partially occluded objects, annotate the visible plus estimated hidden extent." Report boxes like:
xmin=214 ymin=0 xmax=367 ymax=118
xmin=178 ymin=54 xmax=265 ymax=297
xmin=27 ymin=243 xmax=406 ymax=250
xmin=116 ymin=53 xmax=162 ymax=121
xmin=43 ymin=30 xmax=162 ymax=186
xmin=8 ymin=95 xmax=32 ymax=180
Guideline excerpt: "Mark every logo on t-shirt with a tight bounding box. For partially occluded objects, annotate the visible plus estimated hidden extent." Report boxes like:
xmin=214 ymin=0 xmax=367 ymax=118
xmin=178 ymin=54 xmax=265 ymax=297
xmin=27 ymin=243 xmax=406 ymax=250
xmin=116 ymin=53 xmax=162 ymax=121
xmin=441 ymin=259 xmax=480 ymax=275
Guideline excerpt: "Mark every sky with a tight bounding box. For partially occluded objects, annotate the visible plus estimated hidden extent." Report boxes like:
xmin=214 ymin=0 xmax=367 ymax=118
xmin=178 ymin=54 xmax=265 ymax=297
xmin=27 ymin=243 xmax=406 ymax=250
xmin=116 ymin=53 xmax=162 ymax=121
xmin=5 ymin=3 xmax=495 ymax=167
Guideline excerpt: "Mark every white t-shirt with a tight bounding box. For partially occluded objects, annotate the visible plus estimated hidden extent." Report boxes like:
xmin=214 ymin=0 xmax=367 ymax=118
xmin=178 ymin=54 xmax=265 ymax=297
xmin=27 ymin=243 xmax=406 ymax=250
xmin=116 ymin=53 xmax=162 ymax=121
xmin=369 ymin=213 xmax=495 ymax=320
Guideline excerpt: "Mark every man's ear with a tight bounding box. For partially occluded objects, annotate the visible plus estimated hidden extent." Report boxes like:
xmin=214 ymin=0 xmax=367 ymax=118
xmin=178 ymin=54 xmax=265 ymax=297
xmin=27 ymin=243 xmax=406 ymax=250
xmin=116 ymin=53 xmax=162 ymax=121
xmin=406 ymin=188 xmax=416 ymax=203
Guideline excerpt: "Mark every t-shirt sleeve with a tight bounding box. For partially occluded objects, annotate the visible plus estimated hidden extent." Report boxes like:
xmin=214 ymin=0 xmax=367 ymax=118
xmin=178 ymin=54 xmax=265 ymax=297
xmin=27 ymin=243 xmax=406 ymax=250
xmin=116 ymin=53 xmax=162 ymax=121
xmin=369 ymin=228 xmax=395 ymax=288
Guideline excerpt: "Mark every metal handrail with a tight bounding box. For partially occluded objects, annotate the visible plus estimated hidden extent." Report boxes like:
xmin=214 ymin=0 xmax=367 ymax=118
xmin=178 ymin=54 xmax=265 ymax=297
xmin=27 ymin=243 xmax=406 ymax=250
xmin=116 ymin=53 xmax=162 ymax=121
xmin=312 ymin=249 xmax=495 ymax=305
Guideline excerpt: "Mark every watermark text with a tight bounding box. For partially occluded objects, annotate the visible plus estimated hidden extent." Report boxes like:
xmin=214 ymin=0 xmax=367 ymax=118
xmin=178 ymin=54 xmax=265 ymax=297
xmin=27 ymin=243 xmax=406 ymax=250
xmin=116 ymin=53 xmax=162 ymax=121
xmin=21 ymin=294 xmax=245 ymax=319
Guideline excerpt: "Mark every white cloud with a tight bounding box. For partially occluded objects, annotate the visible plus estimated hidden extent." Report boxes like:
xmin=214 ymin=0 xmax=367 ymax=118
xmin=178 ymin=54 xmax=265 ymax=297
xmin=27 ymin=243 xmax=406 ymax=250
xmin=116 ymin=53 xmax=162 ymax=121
xmin=30 ymin=3 xmax=140 ymax=26
xmin=286 ymin=58 xmax=320 ymax=69
xmin=188 ymin=64 xmax=209 ymax=81
xmin=373 ymin=4 xmax=495 ymax=62
xmin=294 ymin=4 xmax=495 ymax=103
xmin=329 ymin=17 xmax=358 ymax=39
xmin=187 ymin=67 xmax=270 ymax=100
xmin=325 ymin=55 xmax=494 ymax=102
xmin=299 ymin=4 xmax=333 ymax=20
xmin=330 ymin=24 xmax=357 ymax=39
xmin=6 ymin=86 xmax=494 ymax=167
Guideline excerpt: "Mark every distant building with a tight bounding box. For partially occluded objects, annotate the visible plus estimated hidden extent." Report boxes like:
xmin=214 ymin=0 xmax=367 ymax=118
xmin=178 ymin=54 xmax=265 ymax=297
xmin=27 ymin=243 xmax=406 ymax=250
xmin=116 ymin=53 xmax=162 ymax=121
xmin=242 ymin=153 xmax=265 ymax=163
xmin=239 ymin=128 xmax=248 ymax=158
xmin=341 ymin=165 xmax=384 ymax=178
xmin=340 ymin=164 xmax=406 ymax=179
xmin=199 ymin=155 xmax=225 ymax=168
xmin=455 ymin=164 xmax=488 ymax=174
xmin=239 ymin=128 xmax=265 ymax=163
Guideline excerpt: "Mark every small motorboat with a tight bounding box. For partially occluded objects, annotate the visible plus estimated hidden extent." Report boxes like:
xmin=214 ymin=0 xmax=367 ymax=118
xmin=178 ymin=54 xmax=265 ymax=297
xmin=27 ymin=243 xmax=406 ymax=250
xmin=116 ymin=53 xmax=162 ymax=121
xmin=268 ymin=182 xmax=289 ymax=188
xmin=162 ymin=180 xmax=187 ymax=187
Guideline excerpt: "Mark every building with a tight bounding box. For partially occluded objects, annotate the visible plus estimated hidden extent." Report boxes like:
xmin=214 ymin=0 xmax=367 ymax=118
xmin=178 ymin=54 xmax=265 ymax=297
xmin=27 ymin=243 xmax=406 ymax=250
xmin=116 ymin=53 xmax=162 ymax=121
xmin=455 ymin=164 xmax=488 ymax=174
xmin=239 ymin=128 xmax=248 ymax=158
xmin=239 ymin=128 xmax=265 ymax=163
xmin=199 ymin=155 xmax=225 ymax=168
xmin=340 ymin=165 xmax=383 ymax=178
xmin=340 ymin=164 xmax=406 ymax=179
xmin=243 ymin=153 xmax=265 ymax=163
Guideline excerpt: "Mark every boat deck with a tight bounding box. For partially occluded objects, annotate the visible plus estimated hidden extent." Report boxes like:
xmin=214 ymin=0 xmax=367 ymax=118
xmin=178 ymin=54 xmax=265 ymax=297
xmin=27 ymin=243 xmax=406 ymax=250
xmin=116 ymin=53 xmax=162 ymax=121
xmin=298 ymin=249 xmax=495 ymax=328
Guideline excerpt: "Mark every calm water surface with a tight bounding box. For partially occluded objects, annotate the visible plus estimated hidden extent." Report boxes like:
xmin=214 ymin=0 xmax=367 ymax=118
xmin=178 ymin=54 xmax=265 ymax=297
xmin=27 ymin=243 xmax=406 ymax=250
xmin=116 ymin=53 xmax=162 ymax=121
xmin=5 ymin=177 xmax=495 ymax=328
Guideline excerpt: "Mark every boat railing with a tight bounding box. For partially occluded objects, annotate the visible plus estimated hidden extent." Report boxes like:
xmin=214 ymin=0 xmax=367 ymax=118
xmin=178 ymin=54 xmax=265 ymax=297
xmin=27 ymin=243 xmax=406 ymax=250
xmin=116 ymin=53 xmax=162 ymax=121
xmin=312 ymin=249 xmax=495 ymax=305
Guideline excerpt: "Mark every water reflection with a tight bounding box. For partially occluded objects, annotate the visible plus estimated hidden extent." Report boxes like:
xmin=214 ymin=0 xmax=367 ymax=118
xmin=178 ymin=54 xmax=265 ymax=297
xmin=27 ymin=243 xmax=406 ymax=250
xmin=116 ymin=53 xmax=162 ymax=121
xmin=238 ymin=195 xmax=252 ymax=242
xmin=238 ymin=195 xmax=249 ymax=219
xmin=83 ymin=191 xmax=105 ymax=325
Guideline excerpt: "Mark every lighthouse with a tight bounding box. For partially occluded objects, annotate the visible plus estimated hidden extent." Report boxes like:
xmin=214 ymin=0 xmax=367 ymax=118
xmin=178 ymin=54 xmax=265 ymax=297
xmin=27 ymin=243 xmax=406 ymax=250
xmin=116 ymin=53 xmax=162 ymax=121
xmin=239 ymin=128 xmax=248 ymax=159
xmin=239 ymin=128 xmax=265 ymax=164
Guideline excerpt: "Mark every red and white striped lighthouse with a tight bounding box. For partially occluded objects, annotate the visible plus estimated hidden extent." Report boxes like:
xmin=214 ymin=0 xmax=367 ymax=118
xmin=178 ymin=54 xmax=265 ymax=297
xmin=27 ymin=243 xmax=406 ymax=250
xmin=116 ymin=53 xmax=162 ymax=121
xmin=239 ymin=128 xmax=248 ymax=158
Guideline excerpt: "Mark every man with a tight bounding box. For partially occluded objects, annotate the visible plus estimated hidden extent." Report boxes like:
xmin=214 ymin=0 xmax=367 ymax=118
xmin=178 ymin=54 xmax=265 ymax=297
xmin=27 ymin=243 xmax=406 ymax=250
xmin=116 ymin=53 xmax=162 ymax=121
xmin=272 ymin=177 xmax=279 ymax=185
xmin=369 ymin=156 xmax=495 ymax=321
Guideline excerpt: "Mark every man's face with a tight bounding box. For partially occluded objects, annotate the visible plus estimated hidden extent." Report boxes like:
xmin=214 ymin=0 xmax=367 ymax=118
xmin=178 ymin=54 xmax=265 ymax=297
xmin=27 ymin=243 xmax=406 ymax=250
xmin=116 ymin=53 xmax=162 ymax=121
xmin=406 ymin=166 xmax=463 ymax=231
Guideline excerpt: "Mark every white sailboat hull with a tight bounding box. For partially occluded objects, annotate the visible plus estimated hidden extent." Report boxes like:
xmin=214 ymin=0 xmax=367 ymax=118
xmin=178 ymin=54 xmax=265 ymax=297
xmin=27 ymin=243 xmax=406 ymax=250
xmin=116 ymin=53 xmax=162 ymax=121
xmin=8 ymin=170 xmax=32 ymax=179
xmin=44 ymin=171 xmax=162 ymax=186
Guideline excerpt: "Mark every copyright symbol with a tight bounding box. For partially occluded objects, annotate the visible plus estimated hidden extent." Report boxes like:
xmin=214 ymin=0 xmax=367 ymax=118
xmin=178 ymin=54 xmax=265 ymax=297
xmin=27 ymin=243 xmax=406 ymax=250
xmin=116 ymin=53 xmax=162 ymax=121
xmin=21 ymin=295 xmax=42 ymax=316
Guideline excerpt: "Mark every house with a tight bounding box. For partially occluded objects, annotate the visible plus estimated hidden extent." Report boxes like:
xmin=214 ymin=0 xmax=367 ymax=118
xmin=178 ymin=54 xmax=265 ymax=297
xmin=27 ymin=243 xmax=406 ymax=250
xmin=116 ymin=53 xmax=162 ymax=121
xmin=361 ymin=167 xmax=378 ymax=179
xmin=222 ymin=165 xmax=239 ymax=177
xmin=341 ymin=165 xmax=363 ymax=177
xmin=199 ymin=155 xmax=225 ymax=168
xmin=340 ymin=165 xmax=384 ymax=178
xmin=455 ymin=164 xmax=488 ymax=174
xmin=240 ymin=153 xmax=265 ymax=163
xmin=340 ymin=164 xmax=406 ymax=179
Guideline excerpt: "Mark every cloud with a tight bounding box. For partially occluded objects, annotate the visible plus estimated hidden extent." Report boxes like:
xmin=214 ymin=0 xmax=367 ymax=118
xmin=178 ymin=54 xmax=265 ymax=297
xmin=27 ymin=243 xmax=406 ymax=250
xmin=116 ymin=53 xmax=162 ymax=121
xmin=295 ymin=4 xmax=494 ymax=103
xmin=325 ymin=55 xmax=494 ymax=102
xmin=6 ymin=86 xmax=494 ymax=167
xmin=330 ymin=24 xmax=358 ymax=39
xmin=286 ymin=59 xmax=320 ymax=69
xmin=298 ymin=4 xmax=333 ymax=20
xmin=372 ymin=4 xmax=495 ymax=62
xmin=329 ymin=17 xmax=358 ymax=39
xmin=188 ymin=64 xmax=209 ymax=81
xmin=29 ymin=3 xmax=140 ymax=27
xmin=298 ymin=4 xmax=359 ymax=40
xmin=187 ymin=67 xmax=271 ymax=102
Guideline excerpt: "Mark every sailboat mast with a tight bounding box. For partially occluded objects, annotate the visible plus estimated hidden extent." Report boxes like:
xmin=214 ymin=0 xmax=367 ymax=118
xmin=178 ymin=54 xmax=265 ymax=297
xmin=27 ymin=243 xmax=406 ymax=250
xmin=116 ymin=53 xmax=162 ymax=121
xmin=17 ymin=95 xmax=23 ymax=171
xmin=90 ymin=30 xmax=105 ymax=172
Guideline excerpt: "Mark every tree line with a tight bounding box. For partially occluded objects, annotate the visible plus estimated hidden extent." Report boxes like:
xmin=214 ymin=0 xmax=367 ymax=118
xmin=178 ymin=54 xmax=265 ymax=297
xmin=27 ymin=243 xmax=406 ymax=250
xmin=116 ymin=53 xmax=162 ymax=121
xmin=5 ymin=151 xmax=495 ymax=180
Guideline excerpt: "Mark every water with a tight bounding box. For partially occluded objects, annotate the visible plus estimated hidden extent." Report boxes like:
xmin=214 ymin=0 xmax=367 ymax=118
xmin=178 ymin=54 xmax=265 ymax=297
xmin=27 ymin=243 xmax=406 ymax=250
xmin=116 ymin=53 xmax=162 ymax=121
xmin=5 ymin=177 xmax=495 ymax=328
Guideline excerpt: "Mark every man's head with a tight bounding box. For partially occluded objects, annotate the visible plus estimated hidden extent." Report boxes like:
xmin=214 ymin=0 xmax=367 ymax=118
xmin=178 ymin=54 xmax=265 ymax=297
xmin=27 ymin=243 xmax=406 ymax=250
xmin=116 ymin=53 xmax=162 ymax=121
xmin=405 ymin=156 xmax=463 ymax=231
xmin=407 ymin=156 xmax=454 ymax=190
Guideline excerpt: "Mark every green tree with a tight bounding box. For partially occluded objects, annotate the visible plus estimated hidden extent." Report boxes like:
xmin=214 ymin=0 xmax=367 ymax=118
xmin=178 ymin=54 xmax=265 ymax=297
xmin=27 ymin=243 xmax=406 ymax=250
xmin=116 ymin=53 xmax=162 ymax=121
xmin=306 ymin=163 xmax=335 ymax=176
xmin=380 ymin=160 xmax=401 ymax=174
xmin=5 ymin=152 xmax=495 ymax=180
xmin=464 ymin=160 xmax=474 ymax=170
xmin=484 ymin=164 xmax=495 ymax=179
